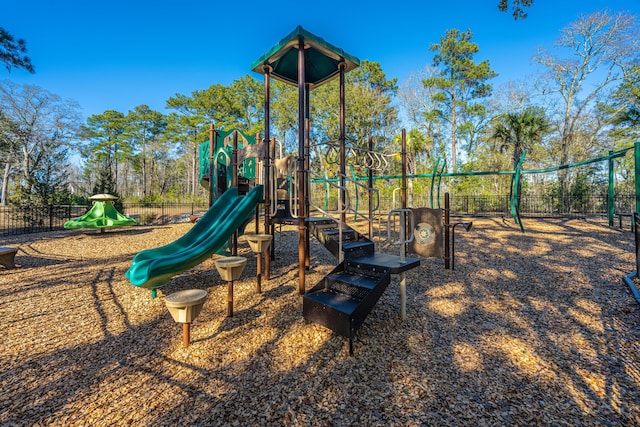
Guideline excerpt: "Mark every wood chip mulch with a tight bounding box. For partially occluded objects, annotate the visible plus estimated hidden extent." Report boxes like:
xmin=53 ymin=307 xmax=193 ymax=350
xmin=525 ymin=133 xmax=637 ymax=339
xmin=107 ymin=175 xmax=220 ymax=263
xmin=1 ymin=217 xmax=639 ymax=426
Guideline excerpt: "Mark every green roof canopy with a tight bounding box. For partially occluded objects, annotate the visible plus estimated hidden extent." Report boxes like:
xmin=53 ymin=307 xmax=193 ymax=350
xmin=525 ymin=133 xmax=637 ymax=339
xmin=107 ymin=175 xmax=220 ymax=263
xmin=251 ymin=26 xmax=360 ymax=90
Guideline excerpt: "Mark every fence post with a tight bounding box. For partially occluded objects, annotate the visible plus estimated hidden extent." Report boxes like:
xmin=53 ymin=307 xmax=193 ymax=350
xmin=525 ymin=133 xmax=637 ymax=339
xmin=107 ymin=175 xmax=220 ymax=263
xmin=608 ymin=150 xmax=615 ymax=227
xmin=635 ymin=142 xmax=640 ymax=222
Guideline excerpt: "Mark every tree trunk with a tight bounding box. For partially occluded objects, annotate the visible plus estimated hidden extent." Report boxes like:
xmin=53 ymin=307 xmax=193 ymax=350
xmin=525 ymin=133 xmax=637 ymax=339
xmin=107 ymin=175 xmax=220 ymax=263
xmin=1 ymin=161 xmax=11 ymax=205
xmin=451 ymin=89 xmax=457 ymax=173
xmin=192 ymin=142 xmax=198 ymax=195
xmin=407 ymin=151 xmax=415 ymax=207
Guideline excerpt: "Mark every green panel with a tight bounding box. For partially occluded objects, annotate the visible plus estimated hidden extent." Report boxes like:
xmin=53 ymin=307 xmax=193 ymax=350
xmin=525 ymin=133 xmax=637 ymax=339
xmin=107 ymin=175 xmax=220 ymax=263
xmin=251 ymin=25 xmax=360 ymax=89
xmin=241 ymin=158 xmax=257 ymax=180
xmin=199 ymin=128 xmax=258 ymax=190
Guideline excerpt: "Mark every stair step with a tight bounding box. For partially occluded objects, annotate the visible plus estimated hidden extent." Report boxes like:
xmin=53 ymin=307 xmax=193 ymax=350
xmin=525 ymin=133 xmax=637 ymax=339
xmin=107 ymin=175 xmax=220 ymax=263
xmin=303 ymin=262 xmax=393 ymax=355
xmin=327 ymin=271 xmax=377 ymax=289
xmin=343 ymin=241 xmax=375 ymax=259
xmin=307 ymin=217 xmax=337 ymax=228
xmin=304 ymin=289 xmax=361 ymax=316
xmin=347 ymin=253 xmax=421 ymax=275
xmin=320 ymin=228 xmax=357 ymax=240
xmin=325 ymin=272 xmax=377 ymax=300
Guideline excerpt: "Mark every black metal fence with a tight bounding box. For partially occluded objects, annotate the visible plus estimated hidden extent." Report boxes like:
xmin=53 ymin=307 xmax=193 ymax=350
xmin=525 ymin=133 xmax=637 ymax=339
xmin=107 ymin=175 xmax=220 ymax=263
xmin=0 ymin=202 xmax=208 ymax=237
xmin=0 ymin=194 xmax=634 ymax=237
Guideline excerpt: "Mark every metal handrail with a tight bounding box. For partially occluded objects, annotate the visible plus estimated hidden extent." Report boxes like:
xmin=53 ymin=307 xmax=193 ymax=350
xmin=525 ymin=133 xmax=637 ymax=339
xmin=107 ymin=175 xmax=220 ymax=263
xmin=343 ymin=173 xmax=380 ymax=213
xmin=392 ymin=187 xmax=402 ymax=209
xmin=309 ymin=171 xmax=350 ymax=262
xmin=309 ymin=172 xmax=350 ymax=216
xmin=387 ymin=208 xmax=415 ymax=263
xmin=289 ymin=168 xmax=300 ymax=218
xmin=338 ymin=172 xmax=379 ymax=242
xmin=268 ymin=164 xmax=278 ymax=216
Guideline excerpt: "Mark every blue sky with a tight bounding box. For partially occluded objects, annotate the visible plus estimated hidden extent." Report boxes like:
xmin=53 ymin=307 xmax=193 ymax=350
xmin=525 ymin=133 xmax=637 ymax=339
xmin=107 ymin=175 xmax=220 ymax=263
xmin=4 ymin=1 xmax=639 ymax=121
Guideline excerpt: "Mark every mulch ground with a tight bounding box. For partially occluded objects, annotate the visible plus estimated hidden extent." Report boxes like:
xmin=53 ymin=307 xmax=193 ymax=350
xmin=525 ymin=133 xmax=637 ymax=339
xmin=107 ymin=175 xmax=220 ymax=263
xmin=1 ymin=217 xmax=639 ymax=426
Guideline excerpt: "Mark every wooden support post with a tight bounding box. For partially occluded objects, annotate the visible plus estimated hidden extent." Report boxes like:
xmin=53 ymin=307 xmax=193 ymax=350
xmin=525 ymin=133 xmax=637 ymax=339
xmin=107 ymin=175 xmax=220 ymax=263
xmin=227 ymin=281 xmax=234 ymax=317
xmin=256 ymin=253 xmax=262 ymax=293
xmin=400 ymin=272 xmax=407 ymax=321
xmin=183 ymin=323 xmax=191 ymax=348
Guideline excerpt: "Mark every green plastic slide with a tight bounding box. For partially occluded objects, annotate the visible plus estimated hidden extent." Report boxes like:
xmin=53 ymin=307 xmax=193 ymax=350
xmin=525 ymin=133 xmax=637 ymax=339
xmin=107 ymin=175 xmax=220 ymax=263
xmin=125 ymin=185 xmax=263 ymax=296
xmin=64 ymin=200 xmax=136 ymax=229
xmin=128 ymin=187 xmax=240 ymax=266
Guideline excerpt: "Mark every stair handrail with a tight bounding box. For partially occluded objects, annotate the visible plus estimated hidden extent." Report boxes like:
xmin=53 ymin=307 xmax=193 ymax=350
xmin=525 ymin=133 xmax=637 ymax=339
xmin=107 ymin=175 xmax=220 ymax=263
xmin=268 ymin=164 xmax=278 ymax=216
xmin=387 ymin=208 xmax=415 ymax=263
xmin=308 ymin=171 xmax=350 ymax=217
xmin=289 ymin=167 xmax=300 ymax=218
xmin=339 ymin=172 xmax=379 ymax=243
xmin=342 ymin=173 xmax=380 ymax=214
xmin=309 ymin=171 xmax=350 ymax=262
xmin=392 ymin=187 xmax=402 ymax=210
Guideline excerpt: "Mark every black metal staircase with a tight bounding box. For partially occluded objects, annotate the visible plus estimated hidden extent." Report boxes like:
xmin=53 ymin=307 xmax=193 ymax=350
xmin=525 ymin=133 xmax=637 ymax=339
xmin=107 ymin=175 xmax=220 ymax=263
xmin=307 ymin=217 xmax=374 ymax=259
xmin=303 ymin=216 xmax=419 ymax=355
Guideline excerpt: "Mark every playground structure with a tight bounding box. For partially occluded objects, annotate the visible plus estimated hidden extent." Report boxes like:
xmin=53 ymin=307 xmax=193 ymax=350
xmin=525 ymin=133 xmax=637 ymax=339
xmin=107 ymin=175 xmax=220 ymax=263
xmin=64 ymin=193 xmax=136 ymax=232
xmin=251 ymin=26 xmax=427 ymax=353
xmin=0 ymin=246 xmax=17 ymax=269
xmin=123 ymin=26 xmax=478 ymax=353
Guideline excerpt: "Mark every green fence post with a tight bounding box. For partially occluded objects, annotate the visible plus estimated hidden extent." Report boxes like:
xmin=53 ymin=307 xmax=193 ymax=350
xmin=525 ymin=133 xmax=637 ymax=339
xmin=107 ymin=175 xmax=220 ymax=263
xmin=635 ymin=142 xmax=640 ymax=214
xmin=608 ymin=150 xmax=614 ymax=227
xmin=430 ymin=158 xmax=439 ymax=209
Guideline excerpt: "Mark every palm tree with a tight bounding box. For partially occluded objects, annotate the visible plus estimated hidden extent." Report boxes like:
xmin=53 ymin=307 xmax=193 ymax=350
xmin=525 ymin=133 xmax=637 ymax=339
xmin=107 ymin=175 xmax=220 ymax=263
xmin=492 ymin=106 xmax=549 ymax=171
xmin=492 ymin=106 xmax=549 ymax=225
xmin=393 ymin=129 xmax=433 ymax=207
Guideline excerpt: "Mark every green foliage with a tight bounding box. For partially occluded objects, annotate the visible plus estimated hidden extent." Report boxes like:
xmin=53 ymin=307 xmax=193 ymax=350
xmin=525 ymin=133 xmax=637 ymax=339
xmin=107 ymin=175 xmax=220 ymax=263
xmin=423 ymin=29 xmax=497 ymax=172
xmin=180 ymin=75 xmax=264 ymax=134
xmin=311 ymin=60 xmax=397 ymax=144
xmin=92 ymin=165 xmax=123 ymax=211
xmin=544 ymin=167 xmax=604 ymax=213
xmin=229 ymin=76 xmax=264 ymax=135
xmin=270 ymin=80 xmax=298 ymax=155
xmin=82 ymin=110 xmax=127 ymax=170
xmin=498 ymin=0 xmax=533 ymax=20
xmin=11 ymin=18 xmax=637 ymax=210
xmin=491 ymin=106 xmax=550 ymax=169
xmin=0 ymin=27 xmax=34 ymax=73
xmin=165 ymin=94 xmax=208 ymax=147
xmin=605 ymin=65 xmax=640 ymax=146
xmin=125 ymin=105 xmax=168 ymax=198
xmin=309 ymin=60 xmax=398 ymax=177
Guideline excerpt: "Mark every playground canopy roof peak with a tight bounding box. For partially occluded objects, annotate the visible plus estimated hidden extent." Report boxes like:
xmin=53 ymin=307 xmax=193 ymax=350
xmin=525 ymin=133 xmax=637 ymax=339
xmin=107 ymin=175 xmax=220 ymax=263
xmin=251 ymin=25 xmax=360 ymax=90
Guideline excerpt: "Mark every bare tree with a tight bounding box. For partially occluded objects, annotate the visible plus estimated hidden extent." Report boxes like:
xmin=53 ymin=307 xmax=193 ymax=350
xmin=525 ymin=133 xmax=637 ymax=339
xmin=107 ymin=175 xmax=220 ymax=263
xmin=0 ymin=81 xmax=79 ymax=204
xmin=532 ymin=10 xmax=639 ymax=192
